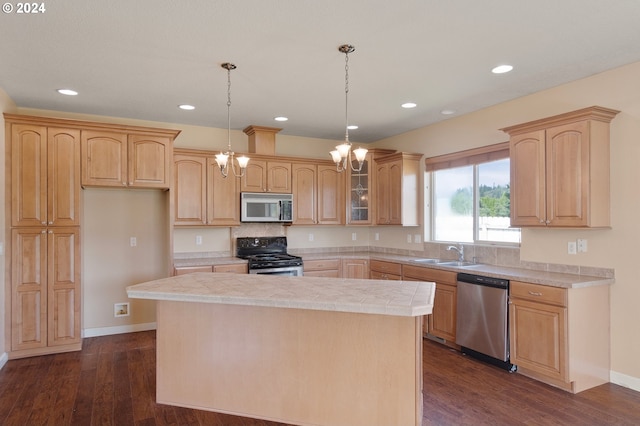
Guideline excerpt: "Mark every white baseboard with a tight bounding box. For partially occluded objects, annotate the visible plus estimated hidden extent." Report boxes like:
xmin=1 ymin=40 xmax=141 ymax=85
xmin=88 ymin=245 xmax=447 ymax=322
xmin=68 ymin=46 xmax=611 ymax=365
xmin=82 ymin=322 xmax=157 ymax=338
xmin=0 ymin=352 xmax=8 ymax=370
xmin=610 ymin=370 xmax=640 ymax=392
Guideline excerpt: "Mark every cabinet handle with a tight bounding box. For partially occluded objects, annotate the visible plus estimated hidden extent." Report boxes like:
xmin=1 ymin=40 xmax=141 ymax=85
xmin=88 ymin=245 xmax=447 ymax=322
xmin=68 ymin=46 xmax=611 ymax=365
xmin=48 ymin=221 xmax=53 ymax=225
xmin=545 ymin=220 xmax=551 ymax=224
xmin=122 ymin=181 xmax=127 ymax=186
xmin=41 ymin=221 xmax=46 ymax=225
xmin=48 ymin=230 xmax=53 ymax=234
xmin=539 ymin=219 xmax=545 ymax=223
xmin=41 ymin=230 xmax=46 ymax=234
xmin=528 ymin=291 xmax=543 ymax=296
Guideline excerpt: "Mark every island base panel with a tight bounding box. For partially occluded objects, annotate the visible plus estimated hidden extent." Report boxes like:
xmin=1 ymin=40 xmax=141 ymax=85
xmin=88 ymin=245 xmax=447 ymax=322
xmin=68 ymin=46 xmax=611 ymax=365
xmin=156 ymin=300 xmax=423 ymax=426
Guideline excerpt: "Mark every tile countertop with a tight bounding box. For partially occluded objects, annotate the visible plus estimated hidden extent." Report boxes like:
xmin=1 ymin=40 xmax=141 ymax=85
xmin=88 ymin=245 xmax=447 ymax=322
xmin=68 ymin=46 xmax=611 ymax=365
xmin=173 ymin=252 xmax=614 ymax=289
xmin=127 ymin=272 xmax=435 ymax=317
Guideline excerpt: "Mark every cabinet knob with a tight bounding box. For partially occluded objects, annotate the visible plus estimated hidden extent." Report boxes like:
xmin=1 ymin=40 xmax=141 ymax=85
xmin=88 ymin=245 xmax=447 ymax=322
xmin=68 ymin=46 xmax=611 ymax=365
xmin=41 ymin=221 xmax=46 ymax=225
xmin=122 ymin=182 xmax=127 ymax=186
xmin=41 ymin=230 xmax=46 ymax=234
xmin=539 ymin=219 xmax=545 ymax=223
xmin=545 ymin=220 xmax=551 ymax=224
xmin=48 ymin=221 xmax=53 ymax=225
xmin=48 ymin=230 xmax=53 ymax=234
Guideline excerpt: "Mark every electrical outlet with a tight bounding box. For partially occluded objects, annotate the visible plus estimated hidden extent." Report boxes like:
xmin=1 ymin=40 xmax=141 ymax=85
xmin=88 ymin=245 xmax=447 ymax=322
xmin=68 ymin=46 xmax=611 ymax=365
xmin=195 ymin=235 xmax=203 ymax=245
xmin=114 ymin=302 xmax=130 ymax=317
xmin=414 ymin=234 xmax=421 ymax=244
xmin=308 ymin=233 xmax=314 ymax=242
xmin=374 ymin=233 xmax=380 ymax=241
xmin=406 ymin=234 xmax=412 ymax=243
xmin=352 ymin=232 xmax=357 ymax=241
xmin=568 ymin=241 xmax=577 ymax=255
xmin=130 ymin=237 xmax=137 ymax=247
xmin=577 ymin=238 xmax=588 ymax=253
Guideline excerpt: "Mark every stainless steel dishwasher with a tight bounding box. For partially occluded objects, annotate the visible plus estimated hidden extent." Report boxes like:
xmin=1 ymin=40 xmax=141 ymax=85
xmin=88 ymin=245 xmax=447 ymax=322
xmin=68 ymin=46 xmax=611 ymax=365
xmin=455 ymin=272 xmax=515 ymax=371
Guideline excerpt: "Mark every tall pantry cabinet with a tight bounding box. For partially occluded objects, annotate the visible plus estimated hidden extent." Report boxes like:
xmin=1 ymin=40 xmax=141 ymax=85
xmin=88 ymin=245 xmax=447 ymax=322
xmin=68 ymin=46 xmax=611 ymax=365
xmin=5 ymin=114 xmax=180 ymax=359
xmin=6 ymin=117 xmax=82 ymax=357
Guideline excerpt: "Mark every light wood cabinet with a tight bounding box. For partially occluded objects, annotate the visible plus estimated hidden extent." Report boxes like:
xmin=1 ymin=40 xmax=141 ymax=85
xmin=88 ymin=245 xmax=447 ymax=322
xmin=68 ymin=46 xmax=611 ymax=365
xmin=291 ymin=163 xmax=316 ymax=225
xmin=213 ymin=263 xmax=248 ymax=274
xmin=375 ymin=152 xmax=421 ymax=226
xmin=317 ymin=165 xmax=345 ymax=225
xmin=174 ymin=266 xmax=212 ymax=275
xmin=346 ymin=152 xmax=373 ymax=225
xmin=369 ymin=260 xmax=402 ymax=280
xmin=403 ymin=265 xmax=457 ymax=344
xmin=303 ymin=259 xmax=341 ymax=277
xmin=292 ymin=162 xmax=345 ymax=225
xmin=502 ymin=106 xmax=619 ymax=227
xmin=11 ymin=125 xmax=81 ymax=227
xmin=82 ymin=130 xmax=177 ymax=189
xmin=241 ymin=159 xmax=291 ymax=193
xmin=509 ymin=280 xmax=610 ymax=393
xmin=11 ymin=227 xmax=81 ymax=354
xmin=342 ymin=259 xmax=369 ymax=279
xmin=173 ymin=150 xmax=240 ymax=226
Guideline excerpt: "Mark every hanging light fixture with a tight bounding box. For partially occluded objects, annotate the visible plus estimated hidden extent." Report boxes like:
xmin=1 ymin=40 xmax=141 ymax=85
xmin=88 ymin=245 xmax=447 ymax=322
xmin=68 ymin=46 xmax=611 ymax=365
xmin=330 ymin=44 xmax=368 ymax=173
xmin=215 ymin=62 xmax=249 ymax=178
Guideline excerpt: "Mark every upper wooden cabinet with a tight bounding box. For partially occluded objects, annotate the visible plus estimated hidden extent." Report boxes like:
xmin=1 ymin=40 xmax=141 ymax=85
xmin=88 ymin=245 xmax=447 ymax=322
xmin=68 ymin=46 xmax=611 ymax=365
xmin=502 ymin=106 xmax=619 ymax=227
xmin=82 ymin=132 xmax=176 ymax=189
xmin=9 ymin=123 xmax=81 ymax=227
xmin=346 ymin=152 xmax=373 ymax=225
xmin=173 ymin=149 xmax=240 ymax=226
xmin=291 ymin=162 xmax=344 ymax=225
xmin=241 ymin=159 xmax=291 ymax=193
xmin=374 ymin=152 xmax=422 ymax=226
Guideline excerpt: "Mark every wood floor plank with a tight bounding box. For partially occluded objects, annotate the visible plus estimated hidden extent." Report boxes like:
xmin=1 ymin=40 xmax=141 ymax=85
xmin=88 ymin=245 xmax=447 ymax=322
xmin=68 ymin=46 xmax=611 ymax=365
xmin=0 ymin=330 xmax=638 ymax=425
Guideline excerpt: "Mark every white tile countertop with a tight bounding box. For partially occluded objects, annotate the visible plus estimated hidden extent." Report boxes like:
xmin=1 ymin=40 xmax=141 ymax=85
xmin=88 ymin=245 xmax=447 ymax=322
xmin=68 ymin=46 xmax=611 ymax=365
xmin=127 ymin=272 xmax=435 ymax=317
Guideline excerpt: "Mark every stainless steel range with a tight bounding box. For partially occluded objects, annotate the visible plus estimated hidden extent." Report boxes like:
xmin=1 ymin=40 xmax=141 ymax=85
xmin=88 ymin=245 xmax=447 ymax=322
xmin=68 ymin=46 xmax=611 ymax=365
xmin=236 ymin=237 xmax=303 ymax=276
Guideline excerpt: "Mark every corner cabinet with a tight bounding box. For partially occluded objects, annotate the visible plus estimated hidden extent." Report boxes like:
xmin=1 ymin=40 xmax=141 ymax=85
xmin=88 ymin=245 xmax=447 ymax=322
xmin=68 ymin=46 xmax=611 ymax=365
xmin=502 ymin=106 xmax=619 ymax=227
xmin=173 ymin=149 xmax=240 ymax=226
xmin=375 ymin=152 xmax=422 ymax=226
xmin=509 ymin=280 xmax=611 ymax=393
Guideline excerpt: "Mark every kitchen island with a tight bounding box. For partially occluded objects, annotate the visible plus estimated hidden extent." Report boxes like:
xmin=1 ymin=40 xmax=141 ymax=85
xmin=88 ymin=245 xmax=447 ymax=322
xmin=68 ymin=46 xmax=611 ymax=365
xmin=127 ymin=272 xmax=435 ymax=426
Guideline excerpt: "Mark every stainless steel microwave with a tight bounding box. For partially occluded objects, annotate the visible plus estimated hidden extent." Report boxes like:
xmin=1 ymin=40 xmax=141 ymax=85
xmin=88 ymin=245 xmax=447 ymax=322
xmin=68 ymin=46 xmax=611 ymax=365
xmin=241 ymin=192 xmax=293 ymax=222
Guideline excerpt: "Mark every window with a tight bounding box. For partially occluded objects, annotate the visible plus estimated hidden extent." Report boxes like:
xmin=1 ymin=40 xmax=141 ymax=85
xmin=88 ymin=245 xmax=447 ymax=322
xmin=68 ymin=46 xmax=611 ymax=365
xmin=426 ymin=143 xmax=520 ymax=244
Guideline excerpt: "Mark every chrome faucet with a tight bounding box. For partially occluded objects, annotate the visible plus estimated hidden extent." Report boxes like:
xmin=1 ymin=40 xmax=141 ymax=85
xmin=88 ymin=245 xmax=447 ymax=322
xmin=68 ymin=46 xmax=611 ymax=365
xmin=447 ymin=244 xmax=464 ymax=262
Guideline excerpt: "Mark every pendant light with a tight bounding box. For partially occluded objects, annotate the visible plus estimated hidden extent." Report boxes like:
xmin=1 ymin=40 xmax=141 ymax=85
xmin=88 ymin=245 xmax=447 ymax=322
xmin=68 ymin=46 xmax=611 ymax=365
xmin=330 ymin=44 xmax=368 ymax=172
xmin=215 ymin=62 xmax=249 ymax=177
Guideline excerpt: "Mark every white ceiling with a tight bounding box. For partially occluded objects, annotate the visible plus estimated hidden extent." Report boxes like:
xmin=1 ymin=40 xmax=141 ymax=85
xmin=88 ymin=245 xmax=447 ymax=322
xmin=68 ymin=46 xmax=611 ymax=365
xmin=2 ymin=0 xmax=640 ymax=143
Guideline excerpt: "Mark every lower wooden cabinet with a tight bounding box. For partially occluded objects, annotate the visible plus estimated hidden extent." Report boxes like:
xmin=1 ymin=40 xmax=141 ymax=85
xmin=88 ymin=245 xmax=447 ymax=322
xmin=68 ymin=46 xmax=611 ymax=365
xmin=403 ymin=265 xmax=457 ymax=344
xmin=11 ymin=227 xmax=81 ymax=356
xmin=509 ymin=280 xmax=610 ymax=393
xmin=174 ymin=264 xmax=248 ymax=275
xmin=213 ymin=263 xmax=248 ymax=274
xmin=341 ymin=259 xmax=369 ymax=279
xmin=303 ymin=259 xmax=341 ymax=277
xmin=369 ymin=260 xmax=402 ymax=280
xmin=509 ymin=281 xmax=567 ymax=383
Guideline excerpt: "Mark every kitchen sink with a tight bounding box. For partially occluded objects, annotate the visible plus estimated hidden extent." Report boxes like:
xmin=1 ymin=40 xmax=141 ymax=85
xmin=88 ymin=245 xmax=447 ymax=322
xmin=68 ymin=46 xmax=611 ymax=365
xmin=434 ymin=260 xmax=477 ymax=267
xmin=410 ymin=258 xmax=441 ymax=264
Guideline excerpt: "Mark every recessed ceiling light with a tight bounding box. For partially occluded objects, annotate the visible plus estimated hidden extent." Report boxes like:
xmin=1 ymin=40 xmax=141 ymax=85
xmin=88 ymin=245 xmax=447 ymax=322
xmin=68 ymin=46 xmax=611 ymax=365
xmin=57 ymin=89 xmax=78 ymax=96
xmin=491 ymin=65 xmax=513 ymax=74
xmin=347 ymin=124 xmax=358 ymax=130
xmin=274 ymin=116 xmax=288 ymax=122
xmin=401 ymin=102 xmax=417 ymax=109
xmin=441 ymin=109 xmax=456 ymax=115
xmin=178 ymin=104 xmax=195 ymax=110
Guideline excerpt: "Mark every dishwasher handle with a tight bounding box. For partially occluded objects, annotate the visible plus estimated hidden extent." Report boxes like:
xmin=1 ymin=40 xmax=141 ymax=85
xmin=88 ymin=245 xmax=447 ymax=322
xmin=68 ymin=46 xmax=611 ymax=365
xmin=457 ymin=273 xmax=509 ymax=290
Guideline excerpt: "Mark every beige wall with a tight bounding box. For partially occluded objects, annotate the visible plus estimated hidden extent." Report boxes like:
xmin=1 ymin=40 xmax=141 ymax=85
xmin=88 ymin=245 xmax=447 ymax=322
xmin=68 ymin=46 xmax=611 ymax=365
xmin=0 ymin=89 xmax=16 ymax=362
xmin=373 ymin=61 xmax=640 ymax=385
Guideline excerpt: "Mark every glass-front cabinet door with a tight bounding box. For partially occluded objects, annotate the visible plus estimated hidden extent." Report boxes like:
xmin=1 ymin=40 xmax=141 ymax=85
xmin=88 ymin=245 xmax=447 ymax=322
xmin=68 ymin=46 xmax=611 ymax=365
xmin=347 ymin=153 xmax=372 ymax=224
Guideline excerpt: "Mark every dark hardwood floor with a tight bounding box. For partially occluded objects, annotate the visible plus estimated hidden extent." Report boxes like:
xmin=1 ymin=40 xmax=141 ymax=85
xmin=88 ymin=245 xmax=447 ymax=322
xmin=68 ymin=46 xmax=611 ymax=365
xmin=0 ymin=331 xmax=638 ymax=425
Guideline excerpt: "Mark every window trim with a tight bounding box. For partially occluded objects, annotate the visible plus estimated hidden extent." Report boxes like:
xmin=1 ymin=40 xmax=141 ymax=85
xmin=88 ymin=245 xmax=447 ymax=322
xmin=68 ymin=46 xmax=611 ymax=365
xmin=424 ymin=141 xmax=509 ymax=171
